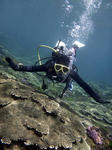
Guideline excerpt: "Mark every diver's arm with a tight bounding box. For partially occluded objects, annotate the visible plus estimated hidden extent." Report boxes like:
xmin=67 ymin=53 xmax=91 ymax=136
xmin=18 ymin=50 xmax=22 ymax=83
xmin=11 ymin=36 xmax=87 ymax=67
xmin=59 ymin=76 xmax=71 ymax=98
xmin=5 ymin=57 xmax=47 ymax=72
xmin=70 ymin=70 xmax=102 ymax=102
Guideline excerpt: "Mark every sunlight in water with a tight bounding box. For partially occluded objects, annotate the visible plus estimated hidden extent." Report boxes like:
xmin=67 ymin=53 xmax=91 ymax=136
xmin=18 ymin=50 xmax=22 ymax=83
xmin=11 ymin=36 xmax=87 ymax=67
xmin=62 ymin=0 xmax=73 ymax=15
xmin=61 ymin=0 xmax=102 ymax=45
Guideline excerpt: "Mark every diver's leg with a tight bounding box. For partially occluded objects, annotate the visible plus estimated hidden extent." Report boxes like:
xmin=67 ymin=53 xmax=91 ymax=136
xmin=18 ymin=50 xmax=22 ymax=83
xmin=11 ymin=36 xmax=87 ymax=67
xmin=68 ymin=80 xmax=73 ymax=91
xmin=59 ymin=77 xmax=71 ymax=98
xmin=41 ymin=77 xmax=48 ymax=90
xmin=70 ymin=70 xmax=103 ymax=103
xmin=6 ymin=57 xmax=47 ymax=72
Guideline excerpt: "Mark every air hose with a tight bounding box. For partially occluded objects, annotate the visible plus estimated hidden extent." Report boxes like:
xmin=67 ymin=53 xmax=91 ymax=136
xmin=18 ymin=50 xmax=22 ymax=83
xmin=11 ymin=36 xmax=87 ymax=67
xmin=37 ymin=45 xmax=58 ymax=65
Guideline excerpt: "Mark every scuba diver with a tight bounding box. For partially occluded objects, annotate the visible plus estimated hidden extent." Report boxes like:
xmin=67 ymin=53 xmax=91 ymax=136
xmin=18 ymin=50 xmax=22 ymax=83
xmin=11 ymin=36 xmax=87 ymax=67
xmin=5 ymin=42 xmax=109 ymax=104
xmin=53 ymin=40 xmax=84 ymax=91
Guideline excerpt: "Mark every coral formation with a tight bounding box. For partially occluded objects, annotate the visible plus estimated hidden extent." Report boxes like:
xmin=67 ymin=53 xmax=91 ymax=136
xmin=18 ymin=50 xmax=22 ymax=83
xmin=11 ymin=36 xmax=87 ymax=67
xmin=0 ymin=73 xmax=90 ymax=150
xmin=86 ymin=126 xmax=103 ymax=145
xmin=0 ymin=44 xmax=112 ymax=150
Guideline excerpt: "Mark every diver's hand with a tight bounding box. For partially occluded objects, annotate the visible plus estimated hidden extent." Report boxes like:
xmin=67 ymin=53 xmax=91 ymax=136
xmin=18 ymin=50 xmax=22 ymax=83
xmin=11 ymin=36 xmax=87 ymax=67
xmin=5 ymin=57 xmax=12 ymax=64
xmin=5 ymin=57 xmax=19 ymax=70
xmin=59 ymin=94 xmax=63 ymax=99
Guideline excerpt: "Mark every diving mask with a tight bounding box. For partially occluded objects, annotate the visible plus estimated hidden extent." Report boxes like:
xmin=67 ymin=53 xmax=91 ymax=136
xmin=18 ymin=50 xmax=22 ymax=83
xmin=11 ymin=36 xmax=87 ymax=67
xmin=54 ymin=63 xmax=70 ymax=74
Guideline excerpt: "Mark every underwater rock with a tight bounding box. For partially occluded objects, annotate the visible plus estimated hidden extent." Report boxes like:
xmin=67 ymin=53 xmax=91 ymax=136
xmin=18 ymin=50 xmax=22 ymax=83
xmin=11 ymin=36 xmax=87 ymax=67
xmin=71 ymin=139 xmax=91 ymax=150
xmin=0 ymin=45 xmax=10 ymax=65
xmin=0 ymin=73 xmax=90 ymax=150
xmin=0 ymin=49 xmax=112 ymax=149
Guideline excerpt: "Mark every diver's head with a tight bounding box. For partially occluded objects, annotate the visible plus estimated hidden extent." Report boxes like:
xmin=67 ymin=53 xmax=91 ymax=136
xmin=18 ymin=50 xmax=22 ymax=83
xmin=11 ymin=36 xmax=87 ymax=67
xmin=54 ymin=63 xmax=70 ymax=81
xmin=54 ymin=54 xmax=70 ymax=81
xmin=54 ymin=53 xmax=70 ymax=65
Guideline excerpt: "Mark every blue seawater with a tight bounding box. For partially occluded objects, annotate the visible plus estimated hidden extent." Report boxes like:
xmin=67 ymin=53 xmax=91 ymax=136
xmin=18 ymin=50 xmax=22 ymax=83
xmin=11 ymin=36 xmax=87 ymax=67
xmin=0 ymin=0 xmax=112 ymax=85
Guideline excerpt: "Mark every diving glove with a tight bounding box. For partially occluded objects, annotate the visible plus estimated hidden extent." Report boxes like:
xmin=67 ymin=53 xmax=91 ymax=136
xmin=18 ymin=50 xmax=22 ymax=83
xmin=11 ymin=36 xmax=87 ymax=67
xmin=5 ymin=57 xmax=19 ymax=70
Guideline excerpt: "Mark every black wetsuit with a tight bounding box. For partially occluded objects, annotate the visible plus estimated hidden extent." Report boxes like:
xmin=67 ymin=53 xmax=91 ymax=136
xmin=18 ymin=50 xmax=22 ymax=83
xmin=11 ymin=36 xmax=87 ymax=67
xmin=5 ymin=55 xmax=102 ymax=103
